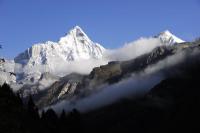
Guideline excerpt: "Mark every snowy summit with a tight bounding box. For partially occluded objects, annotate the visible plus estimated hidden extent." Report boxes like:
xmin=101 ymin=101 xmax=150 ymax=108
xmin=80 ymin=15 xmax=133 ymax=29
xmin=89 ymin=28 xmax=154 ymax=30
xmin=58 ymin=26 xmax=105 ymax=60
xmin=14 ymin=26 xmax=106 ymax=81
xmin=156 ymin=30 xmax=185 ymax=45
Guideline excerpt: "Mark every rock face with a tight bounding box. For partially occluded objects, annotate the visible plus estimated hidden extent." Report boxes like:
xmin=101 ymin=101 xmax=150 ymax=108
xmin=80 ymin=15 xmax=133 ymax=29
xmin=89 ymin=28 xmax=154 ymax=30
xmin=0 ymin=58 xmax=16 ymax=86
xmin=18 ymin=72 xmax=60 ymax=98
xmin=14 ymin=26 xmax=106 ymax=81
xmin=88 ymin=62 xmax=122 ymax=88
xmin=36 ymin=73 xmax=84 ymax=107
xmin=38 ymin=72 xmax=60 ymax=89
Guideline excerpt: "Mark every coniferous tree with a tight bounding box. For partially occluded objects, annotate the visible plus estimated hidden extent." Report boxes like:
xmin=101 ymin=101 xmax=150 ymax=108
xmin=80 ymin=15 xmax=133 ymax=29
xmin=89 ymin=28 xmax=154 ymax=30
xmin=16 ymin=92 xmax=23 ymax=106
xmin=41 ymin=110 xmax=45 ymax=119
xmin=42 ymin=109 xmax=58 ymax=133
xmin=66 ymin=108 xmax=82 ymax=132
xmin=0 ymin=84 xmax=38 ymax=133
xmin=60 ymin=109 xmax=66 ymax=122
xmin=27 ymin=95 xmax=39 ymax=119
xmin=59 ymin=109 xmax=67 ymax=132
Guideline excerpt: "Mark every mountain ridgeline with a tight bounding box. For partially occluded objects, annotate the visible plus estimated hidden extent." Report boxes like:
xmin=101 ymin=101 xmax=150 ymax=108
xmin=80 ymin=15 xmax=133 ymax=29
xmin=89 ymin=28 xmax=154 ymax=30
xmin=32 ymin=41 xmax=200 ymax=109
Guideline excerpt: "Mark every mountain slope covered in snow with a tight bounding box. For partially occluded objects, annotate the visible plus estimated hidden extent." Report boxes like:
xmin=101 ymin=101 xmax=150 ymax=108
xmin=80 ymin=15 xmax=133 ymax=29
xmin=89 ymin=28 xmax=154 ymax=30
xmin=155 ymin=30 xmax=185 ymax=45
xmin=14 ymin=26 xmax=106 ymax=82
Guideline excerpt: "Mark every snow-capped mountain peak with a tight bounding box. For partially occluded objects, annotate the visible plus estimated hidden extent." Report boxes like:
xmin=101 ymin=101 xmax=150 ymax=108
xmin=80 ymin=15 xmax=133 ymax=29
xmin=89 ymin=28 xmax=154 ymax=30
xmin=59 ymin=26 xmax=96 ymax=45
xmin=57 ymin=26 xmax=105 ymax=60
xmin=59 ymin=26 xmax=90 ymax=44
xmin=156 ymin=30 xmax=185 ymax=45
xmin=69 ymin=25 xmax=89 ymax=38
xmin=14 ymin=26 xmax=106 ymax=82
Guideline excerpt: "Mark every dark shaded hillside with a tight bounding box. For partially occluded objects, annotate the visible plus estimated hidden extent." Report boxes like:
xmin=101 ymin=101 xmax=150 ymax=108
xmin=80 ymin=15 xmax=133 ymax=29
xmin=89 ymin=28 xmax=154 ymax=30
xmin=81 ymin=59 xmax=200 ymax=133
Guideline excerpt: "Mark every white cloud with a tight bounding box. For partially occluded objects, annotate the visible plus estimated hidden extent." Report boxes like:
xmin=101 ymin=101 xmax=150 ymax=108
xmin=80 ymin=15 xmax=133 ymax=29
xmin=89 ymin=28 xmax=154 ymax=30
xmin=105 ymin=37 xmax=163 ymax=61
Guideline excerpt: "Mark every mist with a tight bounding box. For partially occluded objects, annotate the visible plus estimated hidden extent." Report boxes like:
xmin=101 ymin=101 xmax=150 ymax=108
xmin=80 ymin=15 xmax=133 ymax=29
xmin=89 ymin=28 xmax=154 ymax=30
xmin=105 ymin=37 xmax=163 ymax=61
xmin=50 ymin=72 xmax=164 ymax=114
xmin=49 ymin=46 xmax=200 ymax=114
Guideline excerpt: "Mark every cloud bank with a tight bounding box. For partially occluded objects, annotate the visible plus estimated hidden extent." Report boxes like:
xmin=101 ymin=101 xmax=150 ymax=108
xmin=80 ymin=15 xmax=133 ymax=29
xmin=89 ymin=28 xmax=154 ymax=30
xmin=105 ymin=37 xmax=163 ymax=61
xmin=50 ymin=46 xmax=200 ymax=114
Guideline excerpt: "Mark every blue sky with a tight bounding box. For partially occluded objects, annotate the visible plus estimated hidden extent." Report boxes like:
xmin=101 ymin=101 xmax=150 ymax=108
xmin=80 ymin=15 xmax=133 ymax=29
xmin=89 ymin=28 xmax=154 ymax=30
xmin=0 ymin=0 xmax=200 ymax=59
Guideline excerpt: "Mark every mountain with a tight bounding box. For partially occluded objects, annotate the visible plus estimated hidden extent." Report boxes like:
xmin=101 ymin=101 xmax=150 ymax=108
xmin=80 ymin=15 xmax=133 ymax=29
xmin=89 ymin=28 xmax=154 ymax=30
xmin=13 ymin=28 xmax=186 ymax=105
xmin=155 ymin=30 xmax=185 ymax=45
xmin=34 ymin=39 xmax=197 ymax=108
xmin=14 ymin=26 xmax=106 ymax=82
xmin=14 ymin=28 xmax=184 ymax=84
